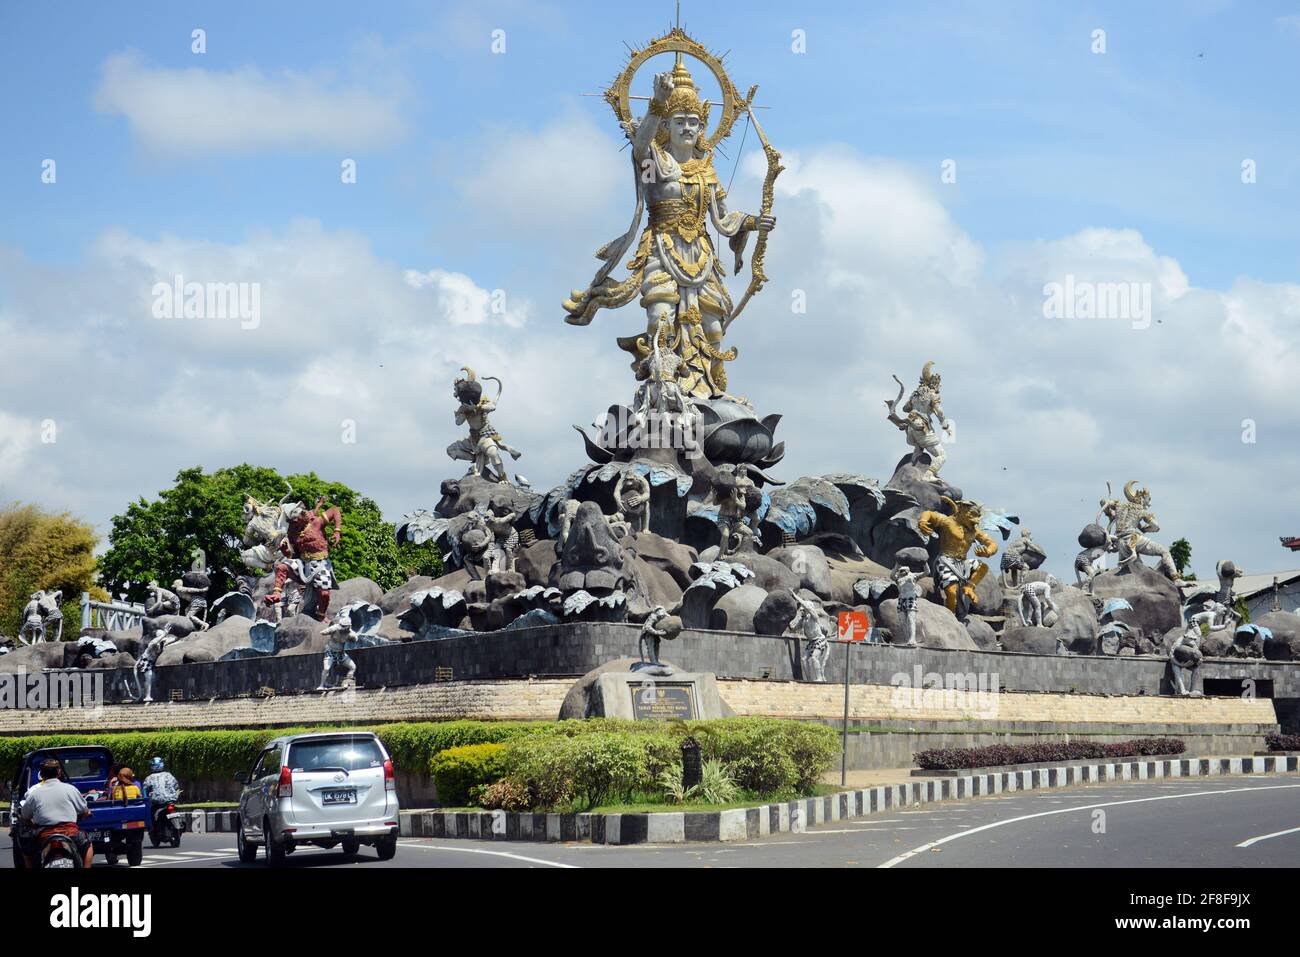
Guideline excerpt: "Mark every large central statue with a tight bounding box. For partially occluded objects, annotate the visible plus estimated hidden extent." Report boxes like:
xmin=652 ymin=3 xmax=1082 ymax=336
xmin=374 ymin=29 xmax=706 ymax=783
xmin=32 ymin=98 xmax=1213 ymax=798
xmin=563 ymin=28 xmax=779 ymax=400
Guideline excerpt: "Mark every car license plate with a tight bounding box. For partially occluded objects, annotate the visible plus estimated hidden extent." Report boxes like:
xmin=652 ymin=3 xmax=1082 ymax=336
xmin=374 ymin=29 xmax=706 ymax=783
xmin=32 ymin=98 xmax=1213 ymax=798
xmin=322 ymin=789 xmax=356 ymax=806
xmin=88 ymin=830 xmax=109 ymax=843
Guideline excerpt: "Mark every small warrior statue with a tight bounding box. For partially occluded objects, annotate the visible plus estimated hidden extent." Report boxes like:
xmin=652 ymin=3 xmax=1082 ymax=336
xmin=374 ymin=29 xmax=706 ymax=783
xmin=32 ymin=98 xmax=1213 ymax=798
xmin=613 ymin=471 xmax=652 ymax=535
xmin=173 ymin=571 xmax=211 ymax=631
xmin=239 ymin=486 xmax=300 ymax=591
xmin=448 ymin=367 xmax=521 ymax=484
xmin=1074 ymin=524 xmax=1117 ymax=593
xmin=482 ymin=503 xmax=521 ymax=575
xmin=789 ymin=592 xmax=831 ymax=683
xmin=892 ymin=565 xmax=922 ymax=646
xmin=917 ymin=497 xmax=998 ymax=620
xmin=1000 ymin=528 xmax=1046 ymax=588
xmin=319 ymin=611 xmax=360 ymax=690
xmin=1101 ymin=481 xmax=1180 ymax=581
xmin=714 ymin=463 xmax=763 ymax=555
xmin=1018 ymin=575 xmax=1060 ymax=628
xmin=135 ymin=625 xmax=178 ymax=703
xmin=18 ymin=590 xmax=62 ymax=645
xmin=1170 ymin=603 xmax=1230 ymax=696
xmin=267 ymin=496 xmax=343 ymax=621
xmin=144 ymin=581 xmax=181 ymax=618
xmin=885 ymin=362 xmax=952 ymax=482
xmin=636 ymin=605 xmax=679 ymax=673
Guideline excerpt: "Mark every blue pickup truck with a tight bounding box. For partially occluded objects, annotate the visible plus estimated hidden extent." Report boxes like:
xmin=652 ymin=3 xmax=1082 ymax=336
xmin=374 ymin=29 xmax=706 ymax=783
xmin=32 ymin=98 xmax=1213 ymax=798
xmin=7 ymin=745 xmax=150 ymax=867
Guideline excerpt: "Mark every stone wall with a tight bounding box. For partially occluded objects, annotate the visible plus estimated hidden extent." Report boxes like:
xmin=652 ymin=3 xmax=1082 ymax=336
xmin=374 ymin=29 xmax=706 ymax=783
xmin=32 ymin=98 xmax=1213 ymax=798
xmin=47 ymin=622 xmax=1300 ymax=732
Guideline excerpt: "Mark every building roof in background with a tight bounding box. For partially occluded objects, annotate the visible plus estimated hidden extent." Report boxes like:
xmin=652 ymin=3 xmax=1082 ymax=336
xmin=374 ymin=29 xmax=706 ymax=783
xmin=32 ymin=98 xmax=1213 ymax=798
xmin=1180 ymin=569 xmax=1300 ymax=600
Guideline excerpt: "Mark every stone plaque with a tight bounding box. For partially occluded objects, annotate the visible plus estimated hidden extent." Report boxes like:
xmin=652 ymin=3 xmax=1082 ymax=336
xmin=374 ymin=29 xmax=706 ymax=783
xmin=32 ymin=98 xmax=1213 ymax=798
xmin=628 ymin=681 xmax=698 ymax=721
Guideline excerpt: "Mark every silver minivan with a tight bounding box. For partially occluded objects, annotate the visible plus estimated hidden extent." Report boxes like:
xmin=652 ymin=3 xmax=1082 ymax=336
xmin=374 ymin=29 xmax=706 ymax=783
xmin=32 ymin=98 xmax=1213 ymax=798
xmin=235 ymin=731 xmax=399 ymax=865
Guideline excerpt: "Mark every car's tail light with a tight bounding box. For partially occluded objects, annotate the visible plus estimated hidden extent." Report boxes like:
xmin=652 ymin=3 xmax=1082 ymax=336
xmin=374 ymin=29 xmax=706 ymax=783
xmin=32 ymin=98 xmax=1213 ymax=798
xmin=166 ymin=804 xmax=175 ymax=813
xmin=383 ymin=759 xmax=396 ymax=792
xmin=277 ymin=765 xmax=293 ymax=799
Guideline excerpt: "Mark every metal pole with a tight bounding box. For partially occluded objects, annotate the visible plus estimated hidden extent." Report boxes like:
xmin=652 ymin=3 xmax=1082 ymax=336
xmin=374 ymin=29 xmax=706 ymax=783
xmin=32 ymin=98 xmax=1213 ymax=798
xmin=841 ymin=639 xmax=851 ymax=787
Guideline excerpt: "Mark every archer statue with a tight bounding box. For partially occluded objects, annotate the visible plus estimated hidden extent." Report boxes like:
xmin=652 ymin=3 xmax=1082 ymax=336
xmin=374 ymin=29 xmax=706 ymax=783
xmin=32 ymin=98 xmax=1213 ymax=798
xmin=563 ymin=27 xmax=780 ymax=402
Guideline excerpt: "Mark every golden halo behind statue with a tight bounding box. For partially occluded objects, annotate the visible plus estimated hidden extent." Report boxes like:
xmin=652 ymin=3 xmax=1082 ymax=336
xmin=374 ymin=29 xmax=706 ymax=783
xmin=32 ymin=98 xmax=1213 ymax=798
xmin=604 ymin=27 xmax=742 ymax=152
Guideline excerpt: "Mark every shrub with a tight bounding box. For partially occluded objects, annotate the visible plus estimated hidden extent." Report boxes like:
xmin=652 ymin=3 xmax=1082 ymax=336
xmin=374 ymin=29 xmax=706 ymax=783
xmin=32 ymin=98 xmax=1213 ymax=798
xmin=429 ymin=743 xmax=506 ymax=807
xmin=1265 ymin=733 xmax=1300 ymax=752
xmin=914 ymin=737 xmax=1186 ymax=771
xmin=689 ymin=718 xmax=799 ymax=794
xmin=696 ymin=758 xmax=740 ymax=804
xmin=476 ymin=778 xmax=531 ymax=812
xmin=502 ymin=732 xmax=659 ymax=810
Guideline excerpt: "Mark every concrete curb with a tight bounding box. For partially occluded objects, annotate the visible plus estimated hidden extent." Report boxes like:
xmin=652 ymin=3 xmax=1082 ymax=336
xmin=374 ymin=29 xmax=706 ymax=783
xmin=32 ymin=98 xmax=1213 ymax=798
xmin=395 ymin=754 xmax=1300 ymax=845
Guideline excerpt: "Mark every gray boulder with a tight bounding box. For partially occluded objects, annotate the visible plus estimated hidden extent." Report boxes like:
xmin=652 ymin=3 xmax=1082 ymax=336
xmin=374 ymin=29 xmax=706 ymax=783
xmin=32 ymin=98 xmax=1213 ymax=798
xmin=765 ymin=544 xmax=833 ymax=600
xmin=379 ymin=575 xmax=439 ymax=615
xmin=335 ymin=577 xmax=384 ymax=607
xmin=754 ymin=589 xmax=800 ymax=636
xmin=709 ymin=584 xmax=770 ymax=633
xmin=1089 ymin=563 xmax=1182 ymax=639
xmin=1260 ymin=612 xmax=1300 ymax=661
xmin=965 ymin=617 xmax=998 ymax=651
xmin=158 ymin=615 xmax=260 ymax=665
xmin=1000 ymin=624 xmax=1067 ymax=655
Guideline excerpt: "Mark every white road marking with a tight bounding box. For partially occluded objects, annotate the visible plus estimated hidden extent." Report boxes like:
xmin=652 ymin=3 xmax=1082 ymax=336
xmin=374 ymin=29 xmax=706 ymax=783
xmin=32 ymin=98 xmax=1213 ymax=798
xmin=879 ymin=784 xmax=1300 ymax=868
xmin=397 ymin=840 xmax=578 ymax=868
xmin=1236 ymin=825 xmax=1300 ymax=848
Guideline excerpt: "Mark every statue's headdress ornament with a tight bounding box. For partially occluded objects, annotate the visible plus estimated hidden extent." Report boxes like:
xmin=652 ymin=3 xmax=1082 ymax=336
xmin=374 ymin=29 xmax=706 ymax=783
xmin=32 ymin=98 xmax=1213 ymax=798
xmin=921 ymin=360 xmax=940 ymax=386
xmin=1123 ymin=480 xmax=1146 ymax=503
xmin=663 ymin=56 xmax=708 ymax=122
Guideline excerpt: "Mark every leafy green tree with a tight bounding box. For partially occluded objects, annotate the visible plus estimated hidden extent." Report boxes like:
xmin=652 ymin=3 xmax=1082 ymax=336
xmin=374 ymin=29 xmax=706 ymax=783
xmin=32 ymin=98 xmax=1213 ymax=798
xmin=97 ymin=465 xmax=440 ymax=602
xmin=1170 ymin=538 xmax=1192 ymax=576
xmin=0 ymin=503 xmax=108 ymax=638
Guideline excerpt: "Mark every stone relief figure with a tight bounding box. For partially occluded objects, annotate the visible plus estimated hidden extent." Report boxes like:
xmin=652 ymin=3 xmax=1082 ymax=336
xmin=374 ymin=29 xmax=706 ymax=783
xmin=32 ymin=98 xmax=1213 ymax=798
xmin=892 ymin=565 xmax=922 ymax=646
xmin=1000 ymin=528 xmax=1046 ymax=588
xmin=917 ymin=497 xmax=997 ymax=620
xmin=563 ymin=41 xmax=778 ymax=401
xmin=885 ymin=362 xmax=952 ymax=482
xmin=1018 ymin=575 xmax=1060 ymax=627
xmin=788 ymin=592 xmax=831 ymax=682
xmin=134 ymin=625 xmax=178 ymax=703
xmin=18 ymin=590 xmax=62 ymax=644
xmin=613 ymin=471 xmax=652 ymax=535
xmin=447 ymin=367 xmax=522 ymax=484
xmin=267 ymin=496 xmax=343 ymax=621
xmin=1101 ymin=481 xmax=1180 ymax=581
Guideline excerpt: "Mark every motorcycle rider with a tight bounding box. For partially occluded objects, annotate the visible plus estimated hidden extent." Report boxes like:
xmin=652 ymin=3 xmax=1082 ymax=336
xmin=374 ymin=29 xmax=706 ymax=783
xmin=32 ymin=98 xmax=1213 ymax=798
xmin=18 ymin=758 xmax=93 ymax=868
xmin=143 ymin=757 xmax=181 ymax=838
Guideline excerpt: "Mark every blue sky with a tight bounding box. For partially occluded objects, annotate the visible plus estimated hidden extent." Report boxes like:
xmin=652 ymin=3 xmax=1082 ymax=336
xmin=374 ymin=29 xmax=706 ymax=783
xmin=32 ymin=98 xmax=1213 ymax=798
xmin=2 ymin=0 xmax=1299 ymax=576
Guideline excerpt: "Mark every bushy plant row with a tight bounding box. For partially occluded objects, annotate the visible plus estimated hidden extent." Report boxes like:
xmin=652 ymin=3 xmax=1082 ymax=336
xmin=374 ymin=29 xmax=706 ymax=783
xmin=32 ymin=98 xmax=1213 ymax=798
xmin=914 ymin=737 xmax=1186 ymax=771
xmin=0 ymin=717 xmax=839 ymax=810
xmin=1265 ymin=733 xmax=1300 ymax=752
xmin=476 ymin=718 xmax=840 ymax=811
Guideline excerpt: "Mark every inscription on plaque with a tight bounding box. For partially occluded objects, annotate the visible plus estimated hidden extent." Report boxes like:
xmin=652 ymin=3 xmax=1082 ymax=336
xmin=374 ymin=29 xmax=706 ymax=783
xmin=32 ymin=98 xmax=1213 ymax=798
xmin=628 ymin=681 xmax=698 ymax=721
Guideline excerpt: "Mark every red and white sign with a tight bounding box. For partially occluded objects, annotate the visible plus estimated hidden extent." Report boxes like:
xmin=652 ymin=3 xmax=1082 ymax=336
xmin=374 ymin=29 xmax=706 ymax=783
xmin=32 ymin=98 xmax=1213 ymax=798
xmin=838 ymin=610 xmax=870 ymax=642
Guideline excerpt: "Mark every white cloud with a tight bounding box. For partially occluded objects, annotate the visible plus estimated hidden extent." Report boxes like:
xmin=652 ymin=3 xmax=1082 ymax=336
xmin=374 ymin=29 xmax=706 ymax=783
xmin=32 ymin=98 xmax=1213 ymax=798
xmin=93 ymin=53 xmax=407 ymax=156
xmin=3 ymin=131 xmax=1299 ymax=578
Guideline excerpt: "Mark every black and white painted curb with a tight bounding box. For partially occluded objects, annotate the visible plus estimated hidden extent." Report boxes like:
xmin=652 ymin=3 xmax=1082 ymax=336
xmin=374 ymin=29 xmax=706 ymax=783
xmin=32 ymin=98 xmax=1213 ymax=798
xmin=397 ymin=754 xmax=1300 ymax=845
xmin=9 ymin=755 xmax=1295 ymax=844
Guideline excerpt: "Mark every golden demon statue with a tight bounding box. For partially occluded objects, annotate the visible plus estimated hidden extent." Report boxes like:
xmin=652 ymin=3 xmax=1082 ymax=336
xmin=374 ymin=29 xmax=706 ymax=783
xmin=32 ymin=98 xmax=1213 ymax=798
xmin=917 ymin=497 xmax=998 ymax=617
xmin=563 ymin=28 xmax=780 ymax=401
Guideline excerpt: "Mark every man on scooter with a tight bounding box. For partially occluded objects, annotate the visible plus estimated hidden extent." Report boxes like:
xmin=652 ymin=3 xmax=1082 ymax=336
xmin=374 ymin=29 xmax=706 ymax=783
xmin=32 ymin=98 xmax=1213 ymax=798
xmin=18 ymin=759 xmax=93 ymax=868
xmin=143 ymin=757 xmax=181 ymax=841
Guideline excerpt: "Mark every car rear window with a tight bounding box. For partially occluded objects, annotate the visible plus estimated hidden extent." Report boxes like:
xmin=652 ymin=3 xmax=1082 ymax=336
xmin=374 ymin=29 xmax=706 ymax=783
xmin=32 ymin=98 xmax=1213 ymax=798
xmin=287 ymin=737 xmax=385 ymax=772
xmin=28 ymin=756 xmax=103 ymax=788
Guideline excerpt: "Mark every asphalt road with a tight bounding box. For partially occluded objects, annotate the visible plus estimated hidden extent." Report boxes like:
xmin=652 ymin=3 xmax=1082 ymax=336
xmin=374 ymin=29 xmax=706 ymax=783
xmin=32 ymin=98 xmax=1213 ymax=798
xmin=5 ymin=774 xmax=1299 ymax=868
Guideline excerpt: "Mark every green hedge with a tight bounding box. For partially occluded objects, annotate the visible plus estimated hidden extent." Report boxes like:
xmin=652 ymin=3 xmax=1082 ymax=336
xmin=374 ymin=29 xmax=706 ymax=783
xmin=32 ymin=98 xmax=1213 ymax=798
xmin=0 ymin=718 xmax=839 ymax=807
xmin=429 ymin=743 xmax=507 ymax=807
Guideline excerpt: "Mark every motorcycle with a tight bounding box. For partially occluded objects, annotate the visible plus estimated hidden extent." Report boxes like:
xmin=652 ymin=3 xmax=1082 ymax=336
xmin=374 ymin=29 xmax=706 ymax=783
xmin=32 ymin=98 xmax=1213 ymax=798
xmin=148 ymin=801 xmax=183 ymax=849
xmin=36 ymin=829 xmax=83 ymax=869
